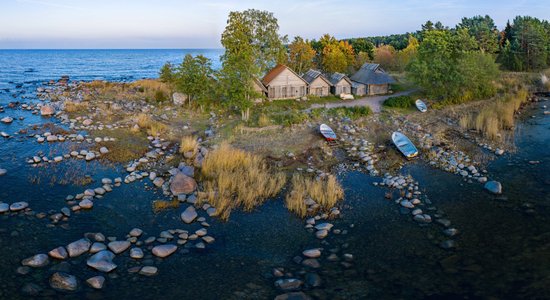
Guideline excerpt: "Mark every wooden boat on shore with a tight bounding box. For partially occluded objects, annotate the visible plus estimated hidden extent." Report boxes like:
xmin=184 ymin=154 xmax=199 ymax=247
xmin=320 ymin=124 xmax=337 ymax=141
xmin=415 ymin=99 xmax=427 ymax=112
xmin=392 ymin=132 xmax=418 ymax=158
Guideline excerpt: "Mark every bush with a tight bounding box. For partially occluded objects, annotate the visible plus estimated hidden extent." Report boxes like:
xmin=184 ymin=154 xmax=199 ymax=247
xmin=383 ymin=95 xmax=414 ymax=108
xmin=273 ymin=111 xmax=310 ymax=126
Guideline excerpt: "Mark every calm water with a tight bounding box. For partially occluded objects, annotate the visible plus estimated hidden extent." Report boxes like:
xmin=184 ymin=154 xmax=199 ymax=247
xmin=0 ymin=49 xmax=223 ymax=90
xmin=0 ymin=50 xmax=549 ymax=299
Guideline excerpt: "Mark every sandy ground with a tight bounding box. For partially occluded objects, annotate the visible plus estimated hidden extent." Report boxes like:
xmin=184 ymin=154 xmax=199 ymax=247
xmin=310 ymin=90 xmax=414 ymax=113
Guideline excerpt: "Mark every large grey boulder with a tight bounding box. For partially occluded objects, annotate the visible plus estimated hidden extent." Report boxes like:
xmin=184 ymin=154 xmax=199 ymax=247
xmin=180 ymin=206 xmax=197 ymax=224
xmin=67 ymin=239 xmax=91 ymax=257
xmin=484 ymin=181 xmax=502 ymax=194
xmin=49 ymin=272 xmax=78 ymax=292
xmin=172 ymin=93 xmax=187 ymax=106
xmin=87 ymin=250 xmax=117 ymax=272
xmin=170 ymin=172 xmax=197 ymax=195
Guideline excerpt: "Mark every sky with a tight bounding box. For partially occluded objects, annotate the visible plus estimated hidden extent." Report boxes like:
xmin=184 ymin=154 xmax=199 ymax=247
xmin=0 ymin=0 xmax=549 ymax=49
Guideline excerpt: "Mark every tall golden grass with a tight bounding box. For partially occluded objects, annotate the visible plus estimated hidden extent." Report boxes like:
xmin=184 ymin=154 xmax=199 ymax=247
xmin=179 ymin=136 xmax=198 ymax=155
xmin=459 ymin=89 xmax=529 ymax=139
xmin=135 ymin=113 xmax=168 ymax=136
xmin=64 ymin=101 xmax=89 ymax=113
xmin=542 ymin=72 xmax=550 ymax=91
xmin=285 ymin=174 xmax=344 ymax=218
xmin=200 ymin=142 xmax=286 ymax=220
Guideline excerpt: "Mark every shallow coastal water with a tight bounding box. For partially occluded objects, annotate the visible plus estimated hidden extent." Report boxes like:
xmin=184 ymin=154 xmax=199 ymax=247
xmin=0 ymin=50 xmax=549 ymax=299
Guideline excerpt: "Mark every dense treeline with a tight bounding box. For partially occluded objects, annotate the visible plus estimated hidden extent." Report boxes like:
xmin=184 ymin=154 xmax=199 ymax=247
xmin=159 ymin=11 xmax=550 ymax=116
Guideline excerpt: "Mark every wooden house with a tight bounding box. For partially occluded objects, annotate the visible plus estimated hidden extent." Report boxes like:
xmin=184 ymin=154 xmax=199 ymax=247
xmin=262 ymin=65 xmax=308 ymax=100
xmin=301 ymin=69 xmax=331 ymax=97
xmin=351 ymin=82 xmax=367 ymax=96
xmin=350 ymin=63 xmax=395 ymax=95
xmin=252 ymin=78 xmax=267 ymax=102
xmin=328 ymin=72 xmax=352 ymax=95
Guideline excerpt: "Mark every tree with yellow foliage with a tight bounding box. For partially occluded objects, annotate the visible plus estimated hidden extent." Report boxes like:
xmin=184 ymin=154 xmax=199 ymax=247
xmin=287 ymin=36 xmax=316 ymax=74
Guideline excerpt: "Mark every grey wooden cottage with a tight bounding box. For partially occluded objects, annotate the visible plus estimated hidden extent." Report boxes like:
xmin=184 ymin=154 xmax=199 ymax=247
xmin=262 ymin=65 xmax=308 ymax=100
xmin=301 ymin=69 xmax=331 ymax=97
xmin=328 ymin=72 xmax=352 ymax=95
xmin=350 ymin=63 xmax=395 ymax=95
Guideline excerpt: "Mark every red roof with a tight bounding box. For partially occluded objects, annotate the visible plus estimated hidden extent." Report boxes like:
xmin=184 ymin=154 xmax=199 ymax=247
xmin=261 ymin=64 xmax=288 ymax=86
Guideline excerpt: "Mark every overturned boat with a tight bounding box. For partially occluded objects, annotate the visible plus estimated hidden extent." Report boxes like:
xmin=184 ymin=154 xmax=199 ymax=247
xmin=392 ymin=132 xmax=418 ymax=158
xmin=415 ymin=99 xmax=428 ymax=113
xmin=320 ymin=124 xmax=337 ymax=141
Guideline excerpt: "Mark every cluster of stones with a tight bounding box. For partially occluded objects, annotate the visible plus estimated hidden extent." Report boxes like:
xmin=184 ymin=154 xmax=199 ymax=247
xmin=27 ymin=148 xmax=107 ymax=165
xmin=0 ymin=201 xmax=30 ymax=214
xmin=271 ymin=203 xmax=355 ymax=299
xmin=376 ymin=174 xmax=459 ymax=249
xmin=344 ymin=138 xmax=379 ymax=175
xmin=427 ymin=148 xmax=489 ymax=183
xmin=18 ymin=225 xmax=215 ymax=294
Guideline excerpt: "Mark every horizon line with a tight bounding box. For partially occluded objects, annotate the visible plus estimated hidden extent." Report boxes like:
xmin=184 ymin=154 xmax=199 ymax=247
xmin=0 ymin=48 xmax=225 ymax=51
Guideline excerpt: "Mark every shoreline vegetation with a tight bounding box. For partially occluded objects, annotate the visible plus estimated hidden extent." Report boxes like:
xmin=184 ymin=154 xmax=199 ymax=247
xmin=9 ymin=9 xmax=550 ymax=298
xmin=42 ymin=10 xmax=550 ymax=221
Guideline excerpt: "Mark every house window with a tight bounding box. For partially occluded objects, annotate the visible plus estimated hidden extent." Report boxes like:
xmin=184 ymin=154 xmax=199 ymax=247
xmin=300 ymin=86 xmax=305 ymax=96
xmin=282 ymin=87 xmax=287 ymax=98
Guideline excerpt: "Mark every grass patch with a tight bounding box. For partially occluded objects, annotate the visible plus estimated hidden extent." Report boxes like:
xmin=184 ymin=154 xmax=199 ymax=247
xmin=285 ymin=173 xmax=344 ymax=218
xmin=311 ymin=106 xmax=372 ymax=120
xmin=200 ymin=142 xmax=287 ymax=220
xmin=81 ymin=79 xmax=172 ymax=103
xmin=459 ymin=89 xmax=529 ymax=140
xmin=64 ymin=101 xmax=89 ymax=113
xmin=179 ymin=136 xmax=198 ymax=155
xmin=383 ymin=95 xmax=415 ymax=108
xmin=152 ymin=199 xmax=180 ymax=213
xmin=135 ymin=113 xmax=168 ymax=136
xmin=93 ymin=128 xmax=149 ymax=163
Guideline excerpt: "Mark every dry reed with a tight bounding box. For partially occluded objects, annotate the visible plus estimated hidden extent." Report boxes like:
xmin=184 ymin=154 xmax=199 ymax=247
xmin=179 ymin=136 xmax=199 ymax=155
xmin=200 ymin=142 xmax=287 ymax=220
xmin=459 ymin=89 xmax=529 ymax=140
xmin=285 ymin=173 xmax=344 ymax=218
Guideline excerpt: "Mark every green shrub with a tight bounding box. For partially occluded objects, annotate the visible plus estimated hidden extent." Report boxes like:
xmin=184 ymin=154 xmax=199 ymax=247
xmin=311 ymin=106 xmax=372 ymax=120
xmin=273 ymin=111 xmax=310 ymax=126
xmin=153 ymin=89 xmax=169 ymax=103
xmin=383 ymin=95 xmax=414 ymax=108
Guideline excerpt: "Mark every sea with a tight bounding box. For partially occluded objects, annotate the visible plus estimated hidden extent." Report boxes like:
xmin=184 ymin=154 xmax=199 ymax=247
xmin=0 ymin=49 xmax=549 ymax=299
xmin=0 ymin=49 xmax=224 ymax=91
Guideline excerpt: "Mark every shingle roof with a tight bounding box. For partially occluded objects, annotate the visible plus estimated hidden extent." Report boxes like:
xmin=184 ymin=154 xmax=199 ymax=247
xmin=360 ymin=63 xmax=381 ymax=71
xmin=350 ymin=63 xmax=395 ymax=85
xmin=328 ymin=72 xmax=352 ymax=86
xmin=302 ymin=69 xmax=331 ymax=86
xmin=262 ymin=64 xmax=287 ymax=86
xmin=261 ymin=64 xmax=308 ymax=86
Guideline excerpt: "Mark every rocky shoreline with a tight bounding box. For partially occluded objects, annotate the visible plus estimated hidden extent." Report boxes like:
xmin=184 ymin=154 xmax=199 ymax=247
xmin=1 ymin=76 xmax=548 ymax=298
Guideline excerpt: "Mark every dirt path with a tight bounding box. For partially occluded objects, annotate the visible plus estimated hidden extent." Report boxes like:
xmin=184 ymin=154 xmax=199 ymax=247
xmin=309 ymin=90 xmax=414 ymax=113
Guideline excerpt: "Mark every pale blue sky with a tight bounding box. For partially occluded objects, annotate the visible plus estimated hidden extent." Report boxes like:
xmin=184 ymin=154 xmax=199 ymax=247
xmin=0 ymin=0 xmax=549 ymax=49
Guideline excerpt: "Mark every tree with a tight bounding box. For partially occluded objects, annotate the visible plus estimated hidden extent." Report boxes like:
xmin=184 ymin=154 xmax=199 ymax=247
xmin=159 ymin=62 xmax=175 ymax=83
xmin=174 ymin=54 xmax=214 ymax=107
xmin=319 ymin=36 xmax=355 ymax=73
xmin=321 ymin=43 xmax=348 ymax=73
xmin=454 ymin=28 xmax=479 ymax=52
xmin=373 ymin=45 xmax=397 ymax=70
xmin=458 ymin=15 xmax=499 ymax=53
xmin=219 ymin=9 xmax=283 ymax=120
xmin=407 ymin=29 xmax=499 ymax=102
xmin=497 ymin=16 xmax=550 ymax=71
xmin=348 ymin=38 xmax=374 ymax=58
xmin=287 ymin=36 xmax=316 ymax=74
xmin=395 ymin=35 xmax=419 ymax=71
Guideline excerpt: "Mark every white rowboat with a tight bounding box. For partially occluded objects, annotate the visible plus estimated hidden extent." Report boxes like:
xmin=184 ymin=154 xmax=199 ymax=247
xmin=415 ymin=99 xmax=428 ymax=113
xmin=392 ymin=132 xmax=418 ymax=158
